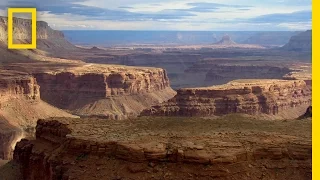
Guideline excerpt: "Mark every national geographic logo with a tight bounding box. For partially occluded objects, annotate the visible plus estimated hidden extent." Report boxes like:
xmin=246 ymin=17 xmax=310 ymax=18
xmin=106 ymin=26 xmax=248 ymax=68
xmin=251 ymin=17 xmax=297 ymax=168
xmin=7 ymin=8 xmax=37 ymax=49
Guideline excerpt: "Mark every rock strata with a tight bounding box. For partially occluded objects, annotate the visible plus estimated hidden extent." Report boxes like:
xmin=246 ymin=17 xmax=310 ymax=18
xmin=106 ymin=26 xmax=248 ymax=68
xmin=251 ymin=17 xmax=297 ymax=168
xmin=13 ymin=117 xmax=311 ymax=180
xmin=0 ymin=70 xmax=75 ymax=160
xmin=141 ymin=79 xmax=311 ymax=119
xmin=31 ymin=64 xmax=176 ymax=119
xmin=0 ymin=16 xmax=76 ymax=52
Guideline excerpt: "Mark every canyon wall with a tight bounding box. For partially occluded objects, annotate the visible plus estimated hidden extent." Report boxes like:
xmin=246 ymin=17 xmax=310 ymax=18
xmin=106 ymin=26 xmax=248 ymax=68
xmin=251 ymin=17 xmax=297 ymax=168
xmin=0 ymin=70 xmax=75 ymax=160
xmin=202 ymin=65 xmax=291 ymax=85
xmin=141 ymin=80 xmax=311 ymax=120
xmin=32 ymin=64 xmax=176 ymax=119
xmin=13 ymin=117 xmax=311 ymax=180
xmin=0 ymin=16 xmax=76 ymax=54
xmin=282 ymin=30 xmax=312 ymax=52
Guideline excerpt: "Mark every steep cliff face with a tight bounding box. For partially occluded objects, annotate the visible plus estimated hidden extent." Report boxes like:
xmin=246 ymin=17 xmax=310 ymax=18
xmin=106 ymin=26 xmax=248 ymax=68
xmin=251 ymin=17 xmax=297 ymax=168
xmin=282 ymin=30 xmax=312 ymax=52
xmin=0 ymin=16 xmax=76 ymax=58
xmin=0 ymin=71 xmax=40 ymax=102
xmin=203 ymin=65 xmax=292 ymax=85
xmin=13 ymin=117 xmax=311 ymax=180
xmin=142 ymin=80 xmax=311 ymax=120
xmin=32 ymin=64 xmax=176 ymax=119
xmin=184 ymin=60 xmax=311 ymax=87
xmin=0 ymin=70 xmax=75 ymax=160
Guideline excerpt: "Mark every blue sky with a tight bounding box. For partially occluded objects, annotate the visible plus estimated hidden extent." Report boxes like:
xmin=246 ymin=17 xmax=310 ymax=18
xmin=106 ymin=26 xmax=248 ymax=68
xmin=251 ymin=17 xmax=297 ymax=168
xmin=0 ymin=0 xmax=312 ymax=30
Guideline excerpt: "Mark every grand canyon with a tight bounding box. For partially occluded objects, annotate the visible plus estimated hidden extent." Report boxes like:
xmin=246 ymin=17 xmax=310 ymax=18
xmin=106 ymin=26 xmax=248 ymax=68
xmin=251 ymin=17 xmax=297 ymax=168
xmin=0 ymin=14 xmax=312 ymax=180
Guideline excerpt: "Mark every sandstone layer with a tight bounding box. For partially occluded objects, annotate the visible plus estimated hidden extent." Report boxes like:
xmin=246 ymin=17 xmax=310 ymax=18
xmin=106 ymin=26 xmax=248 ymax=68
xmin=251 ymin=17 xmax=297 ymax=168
xmin=0 ymin=70 xmax=75 ymax=160
xmin=142 ymin=80 xmax=311 ymax=120
xmin=185 ymin=59 xmax=311 ymax=87
xmin=13 ymin=116 xmax=311 ymax=180
xmin=0 ymin=16 xmax=78 ymax=63
xmin=5 ymin=63 xmax=176 ymax=119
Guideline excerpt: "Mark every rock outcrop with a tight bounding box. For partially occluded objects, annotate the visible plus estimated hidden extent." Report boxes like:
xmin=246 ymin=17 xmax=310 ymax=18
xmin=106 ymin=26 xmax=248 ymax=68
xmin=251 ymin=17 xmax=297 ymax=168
xmin=29 ymin=64 xmax=176 ymax=119
xmin=215 ymin=34 xmax=236 ymax=45
xmin=242 ymin=31 xmax=299 ymax=46
xmin=141 ymin=80 xmax=311 ymax=120
xmin=0 ymin=70 xmax=75 ymax=160
xmin=13 ymin=117 xmax=311 ymax=180
xmin=0 ymin=16 xmax=76 ymax=59
xmin=184 ymin=59 xmax=311 ymax=88
xmin=282 ymin=30 xmax=312 ymax=52
xmin=204 ymin=65 xmax=292 ymax=85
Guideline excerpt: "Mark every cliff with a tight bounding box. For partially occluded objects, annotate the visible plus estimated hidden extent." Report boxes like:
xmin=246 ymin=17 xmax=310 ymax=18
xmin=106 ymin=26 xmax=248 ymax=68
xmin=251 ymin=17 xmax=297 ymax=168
xmin=282 ymin=30 xmax=312 ymax=52
xmin=242 ymin=32 xmax=299 ymax=46
xmin=0 ymin=16 xmax=76 ymax=60
xmin=27 ymin=63 xmax=176 ymax=119
xmin=0 ymin=17 xmax=64 ymax=40
xmin=13 ymin=117 xmax=311 ymax=180
xmin=0 ymin=70 xmax=76 ymax=160
xmin=141 ymin=80 xmax=311 ymax=120
xmin=184 ymin=59 xmax=311 ymax=87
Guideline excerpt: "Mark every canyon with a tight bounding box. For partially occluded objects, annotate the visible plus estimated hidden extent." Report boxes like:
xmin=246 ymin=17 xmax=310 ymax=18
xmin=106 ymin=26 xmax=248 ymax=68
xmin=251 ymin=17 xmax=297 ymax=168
xmin=32 ymin=64 xmax=175 ymax=119
xmin=0 ymin=70 xmax=76 ymax=160
xmin=0 ymin=16 xmax=312 ymax=180
xmin=0 ymin=17 xmax=176 ymax=160
xmin=142 ymin=79 xmax=311 ymax=120
xmin=13 ymin=116 xmax=311 ymax=180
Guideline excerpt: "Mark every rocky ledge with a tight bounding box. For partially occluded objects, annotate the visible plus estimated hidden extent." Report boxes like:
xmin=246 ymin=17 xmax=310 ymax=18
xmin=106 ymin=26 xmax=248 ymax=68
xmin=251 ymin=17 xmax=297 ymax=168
xmin=141 ymin=79 xmax=311 ymax=120
xmin=26 ymin=63 xmax=176 ymax=119
xmin=0 ymin=70 xmax=75 ymax=160
xmin=14 ymin=117 xmax=311 ymax=180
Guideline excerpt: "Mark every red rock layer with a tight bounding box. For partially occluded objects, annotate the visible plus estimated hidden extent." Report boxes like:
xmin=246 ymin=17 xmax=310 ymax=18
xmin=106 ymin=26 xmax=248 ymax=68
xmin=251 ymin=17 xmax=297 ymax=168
xmin=0 ymin=71 xmax=75 ymax=160
xmin=141 ymin=80 xmax=311 ymax=119
xmin=33 ymin=67 xmax=176 ymax=119
xmin=13 ymin=118 xmax=311 ymax=180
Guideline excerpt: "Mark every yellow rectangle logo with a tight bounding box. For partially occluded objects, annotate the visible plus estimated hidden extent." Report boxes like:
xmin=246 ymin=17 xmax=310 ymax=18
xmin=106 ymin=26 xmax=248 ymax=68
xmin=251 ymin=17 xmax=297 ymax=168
xmin=8 ymin=8 xmax=37 ymax=49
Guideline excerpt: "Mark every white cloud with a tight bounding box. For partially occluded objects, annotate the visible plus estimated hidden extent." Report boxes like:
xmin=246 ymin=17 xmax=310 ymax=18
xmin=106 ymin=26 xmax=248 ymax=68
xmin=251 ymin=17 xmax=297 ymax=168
xmin=0 ymin=0 xmax=312 ymax=30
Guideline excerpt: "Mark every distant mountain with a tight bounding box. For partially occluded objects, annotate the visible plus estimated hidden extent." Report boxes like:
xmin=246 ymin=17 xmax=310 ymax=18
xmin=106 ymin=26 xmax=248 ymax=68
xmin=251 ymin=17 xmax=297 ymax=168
xmin=63 ymin=31 xmax=297 ymax=46
xmin=0 ymin=16 xmax=78 ymax=62
xmin=282 ymin=30 xmax=312 ymax=52
xmin=214 ymin=34 xmax=236 ymax=45
xmin=241 ymin=32 xmax=300 ymax=46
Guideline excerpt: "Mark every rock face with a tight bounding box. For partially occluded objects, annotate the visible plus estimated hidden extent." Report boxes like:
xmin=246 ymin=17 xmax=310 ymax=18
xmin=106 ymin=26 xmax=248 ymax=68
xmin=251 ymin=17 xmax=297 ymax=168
xmin=203 ymin=65 xmax=292 ymax=85
xmin=0 ymin=71 xmax=40 ymax=102
xmin=0 ymin=16 xmax=76 ymax=52
xmin=184 ymin=59 xmax=311 ymax=88
xmin=32 ymin=64 xmax=176 ymax=119
xmin=142 ymin=80 xmax=311 ymax=120
xmin=215 ymin=34 xmax=236 ymax=45
xmin=0 ymin=70 xmax=75 ymax=160
xmin=242 ymin=31 xmax=299 ymax=46
xmin=282 ymin=30 xmax=312 ymax=52
xmin=13 ymin=117 xmax=311 ymax=180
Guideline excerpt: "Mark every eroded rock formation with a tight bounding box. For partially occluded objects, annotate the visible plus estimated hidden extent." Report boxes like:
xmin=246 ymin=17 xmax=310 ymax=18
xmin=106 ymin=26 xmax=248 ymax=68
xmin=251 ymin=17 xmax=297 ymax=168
xmin=142 ymin=80 xmax=311 ymax=120
xmin=0 ymin=70 xmax=75 ymax=160
xmin=0 ymin=16 xmax=76 ymax=56
xmin=204 ymin=65 xmax=292 ymax=85
xmin=14 ymin=117 xmax=311 ymax=180
xmin=31 ymin=64 xmax=176 ymax=119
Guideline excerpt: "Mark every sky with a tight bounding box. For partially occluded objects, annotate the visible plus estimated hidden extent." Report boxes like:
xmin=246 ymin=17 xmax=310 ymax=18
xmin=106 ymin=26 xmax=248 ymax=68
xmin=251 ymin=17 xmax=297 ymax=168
xmin=0 ymin=0 xmax=312 ymax=31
